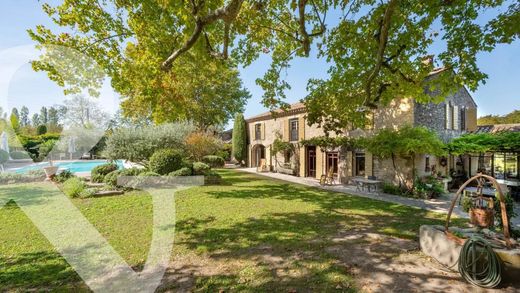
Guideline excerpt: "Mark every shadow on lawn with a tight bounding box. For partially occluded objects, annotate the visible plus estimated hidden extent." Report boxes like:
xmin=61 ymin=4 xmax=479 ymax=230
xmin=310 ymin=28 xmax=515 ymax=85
xmin=159 ymin=171 xmax=473 ymax=292
xmin=0 ymin=251 xmax=86 ymax=291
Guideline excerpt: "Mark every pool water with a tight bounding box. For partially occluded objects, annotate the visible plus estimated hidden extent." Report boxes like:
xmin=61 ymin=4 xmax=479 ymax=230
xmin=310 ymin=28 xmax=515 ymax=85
xmin=13 ymin=160 xmax=125 ymax=174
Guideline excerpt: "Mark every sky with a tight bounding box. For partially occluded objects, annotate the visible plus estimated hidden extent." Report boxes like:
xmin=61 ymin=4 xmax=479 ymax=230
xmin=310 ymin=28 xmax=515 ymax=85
xmin=0 ymin=1 xmax=519 ymax=129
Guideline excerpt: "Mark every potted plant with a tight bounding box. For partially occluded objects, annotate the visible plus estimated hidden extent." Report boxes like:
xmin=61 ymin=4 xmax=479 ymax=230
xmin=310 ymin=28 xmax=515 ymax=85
xmin=39 ymin=139 xmax=59 ymax=180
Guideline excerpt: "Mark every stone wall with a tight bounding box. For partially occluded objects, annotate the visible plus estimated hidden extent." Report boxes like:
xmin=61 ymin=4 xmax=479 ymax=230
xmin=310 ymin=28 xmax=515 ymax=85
xmin=414 ymin=87 xmax=477 ymax=142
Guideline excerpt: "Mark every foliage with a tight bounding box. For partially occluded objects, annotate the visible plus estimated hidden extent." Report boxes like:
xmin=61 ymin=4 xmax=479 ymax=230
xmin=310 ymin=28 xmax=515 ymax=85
xmin=202 ymin=155 xmax=225 ymax=168
xmin=216 ymin=143 xmax=232 ymax=161
xmin=30 ymin=0 xmax=519 ymax=133
xmin=494 ymin=194 xmax=517 ymax=233
xmin=169 ymin=167 xmax=193 ymax=177
xmin=37 ymin=139 xmax=58 ymax=161
xmin=478 ymin=110 xmax=520 ymax=125
xmin=193 ymin=162 xmax=211 ymax=175
xmin=366 ymin=126 xmax=445 ymax=188
xmin=413 ymin=176 xmax=445 ymax=199
xmin=271 ymin=134 xmax=295 ymax=155
xmin=91 ymin=163 xmax=118 ymax=183
xmin=78 ymin=188 xmax=97 ymax=198
xmin=148 ymin=149 xmax=184 ymax=175
xmin=103 ymin=170 xmax=120 ymax=187
xmin=54 ymin=170 xmax=75 ymax=183
xmin=36 ymin=124 xmax=47 ymax=135
xmin=62 ymin=177 xmax=86 ymax=198
xmin=62 ymin=95 xmax=110 ymax=128
xmin=185 ymin=132 xmax=223 ymax=161
xmin=447 ymin=132 xmax=520 ymax=154
xmin=382 ymin=183 xmax=405 ymax=196
xmin=232 ymin=113 xmax=247 ymax=164
xmin=0 ymin=150 xmax=9 ymax=164
xmin=103 ymin=123 xmax=195 ymax=166
xmin=138 ymin=171 xmax=160 ymax=177
xmin=9 ymin=151 xmax=31 ymax=160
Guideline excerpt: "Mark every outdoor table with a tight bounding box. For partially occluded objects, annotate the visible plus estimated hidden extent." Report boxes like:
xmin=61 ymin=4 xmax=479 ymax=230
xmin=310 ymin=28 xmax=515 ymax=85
xmin=464 ymin=187 xmax=496 ymax=198
xmin=352 ymin=177 xmax=382 ymax=193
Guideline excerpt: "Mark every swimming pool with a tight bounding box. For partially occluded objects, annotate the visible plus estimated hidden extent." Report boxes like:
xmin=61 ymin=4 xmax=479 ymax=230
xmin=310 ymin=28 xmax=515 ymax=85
xmin=13 ymin=160 xmax=125 ymax=174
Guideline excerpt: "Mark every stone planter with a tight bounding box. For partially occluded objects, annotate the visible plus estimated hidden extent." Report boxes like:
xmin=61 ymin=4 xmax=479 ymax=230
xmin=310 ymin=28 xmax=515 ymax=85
xmin=43 ymin=166 xmax=58 ymax=180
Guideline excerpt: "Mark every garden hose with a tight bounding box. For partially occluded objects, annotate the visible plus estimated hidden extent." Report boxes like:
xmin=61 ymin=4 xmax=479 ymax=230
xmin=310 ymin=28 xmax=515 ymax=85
xmin=458 ymin=236 xmax=502 ymax=289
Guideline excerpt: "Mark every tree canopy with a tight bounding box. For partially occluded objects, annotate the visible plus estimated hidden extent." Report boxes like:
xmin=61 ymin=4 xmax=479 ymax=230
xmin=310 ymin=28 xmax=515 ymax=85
xmin=478 ymin=110 xmax=520 ymax=125
xmin=447 ymin=132 xmax=520 ymax=155
xmin=30 ymin=0 xmax=519 ymax=131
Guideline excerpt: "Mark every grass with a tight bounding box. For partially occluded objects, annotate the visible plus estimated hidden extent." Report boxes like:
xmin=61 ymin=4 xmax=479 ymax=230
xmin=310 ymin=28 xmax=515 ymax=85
xmin=0 ymin=169 xmax=465 ymax=292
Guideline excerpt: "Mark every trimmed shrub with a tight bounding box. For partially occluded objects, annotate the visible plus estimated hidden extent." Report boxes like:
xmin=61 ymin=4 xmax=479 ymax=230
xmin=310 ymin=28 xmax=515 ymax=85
xmin=149 ymin=149 xmax=184 ymax=175
xmin=139 ymin=171 xmax=160 ymax=177
xmin=169 ymin=167 xmax=192 ymax=176
xmin=204 ymin=170 xmax=222 ymax=185
xmin=202 ymin=155 xmax=225 ymax=168
xmin=62 ymin=177 xmax=86 ymax=198
xmin=54 ymin=170 xmax=74 ymax=183
xmin=103 ymin=170 xmax=120 ymax=187
xmin=36 ymin=124 xmax=47 ymax=135
xmin=91 ymin=163 xmax=118 ymax=183
xmin=192 ymin=162 xmax=210 ymax=175
xmin=10 ymin=151 xmax=30 ymax=160
xmin=0 ymin=150 xmax=9 ymax=164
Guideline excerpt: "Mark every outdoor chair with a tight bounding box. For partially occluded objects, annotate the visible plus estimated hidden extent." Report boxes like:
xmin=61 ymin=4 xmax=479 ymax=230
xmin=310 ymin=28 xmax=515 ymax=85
xmin=256 ymin=159 xmax=268 ymax=172
xmin=319 ymin=169 xmax=335 ymax=186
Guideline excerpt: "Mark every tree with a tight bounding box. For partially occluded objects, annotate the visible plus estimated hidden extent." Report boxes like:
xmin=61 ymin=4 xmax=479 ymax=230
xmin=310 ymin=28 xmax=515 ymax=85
xmin=10 ymin=112 xmax=20 ymax=133
xmin=478 ymin=110 xmax=520 ymax=125
xmin=48 ymin=106 xmax=60 ymax=127
xmin=62 ymin=95 xmax=110 ymax=128
xmin=185 ymin=132 xmax=223 ymax=161
xmin=232 ymin=113 xmax=247 ymax=164
xmin=31 ymin=113 xmax=40 ymax=127
xmin=102 ymin=123 xmax=196 ymax=166
xmin=30 ymin=1 xmax=519 ymax=133
xmin=20 ymin=106 xmax=29 ymax=127
xmin=40 ymin=106 xmax=48 ymax=125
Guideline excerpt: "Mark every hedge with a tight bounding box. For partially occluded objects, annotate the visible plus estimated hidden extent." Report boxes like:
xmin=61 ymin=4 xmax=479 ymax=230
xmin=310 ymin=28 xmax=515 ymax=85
xmin=149 ymin=149 xmax=184 ymax=175
xmin=202 ymin=155 xmax=225 ymax=168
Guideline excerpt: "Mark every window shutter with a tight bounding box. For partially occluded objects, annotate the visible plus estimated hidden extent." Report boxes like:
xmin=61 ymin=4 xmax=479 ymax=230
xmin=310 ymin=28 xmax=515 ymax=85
xmin=453 ymin=105 xmax=459 ymax=130
xmin=261 ymin=123 xmax=265 ymax=140
xmin=283 ymin=119 xmax=289 ymax=141
xmin=298 ymin=116 xmax=305 ymax=140
xmin=445 ymin=103 xmax=451 ymax=129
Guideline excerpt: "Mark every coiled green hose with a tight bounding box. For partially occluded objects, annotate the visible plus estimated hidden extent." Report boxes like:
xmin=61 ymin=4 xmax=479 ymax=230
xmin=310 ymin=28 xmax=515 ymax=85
xmin=458 ymin=236 xmax=502 ymax=288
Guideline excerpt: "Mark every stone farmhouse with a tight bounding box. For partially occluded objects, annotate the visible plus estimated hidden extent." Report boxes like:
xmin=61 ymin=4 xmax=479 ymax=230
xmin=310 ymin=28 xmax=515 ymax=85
xmin=245 ymin=76 xmax=478 ymax=185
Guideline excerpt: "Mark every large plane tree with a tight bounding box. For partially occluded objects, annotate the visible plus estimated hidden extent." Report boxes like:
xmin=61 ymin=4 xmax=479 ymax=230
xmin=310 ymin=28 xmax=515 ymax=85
xmin=30 ymin=0 xmax=519 ymax=132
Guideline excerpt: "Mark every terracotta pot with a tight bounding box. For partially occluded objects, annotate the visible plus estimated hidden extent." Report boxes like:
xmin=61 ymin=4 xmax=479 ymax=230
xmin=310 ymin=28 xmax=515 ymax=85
xmin=43 ymin=166 xmax=59 ymax=180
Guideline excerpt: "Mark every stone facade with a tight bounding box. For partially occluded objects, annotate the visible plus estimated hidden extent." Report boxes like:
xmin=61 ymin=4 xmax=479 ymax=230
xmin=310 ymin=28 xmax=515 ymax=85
xmin=245 ymin=87 xmax=478 ymax=185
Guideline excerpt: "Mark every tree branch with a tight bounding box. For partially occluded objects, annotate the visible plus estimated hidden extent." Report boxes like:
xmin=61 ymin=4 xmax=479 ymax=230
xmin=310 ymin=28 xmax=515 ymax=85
xmin=161 ymin=0 xmax=244 ymax=70
xmin=364 ymin=0 xmax=398 ymax=103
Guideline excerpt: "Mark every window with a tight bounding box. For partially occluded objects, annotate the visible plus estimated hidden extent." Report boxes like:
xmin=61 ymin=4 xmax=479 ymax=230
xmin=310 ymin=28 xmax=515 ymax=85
xmin=289 ymin=118 xmax=299 ymax=141
xmin=326 ymin=152 xmax=339 ymax=175
xmin=254 ymin=123 xmax=262 ymax=140
xmin=284 ymin=151 xmax=292 ymax=164
xmin=425 ymin=156 xmax=431 ymax=172
xmin=355 ymin=152 xmax=365 ymax=176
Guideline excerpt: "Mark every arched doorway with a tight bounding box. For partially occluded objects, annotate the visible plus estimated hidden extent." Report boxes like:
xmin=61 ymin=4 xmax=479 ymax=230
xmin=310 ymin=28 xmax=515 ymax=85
xmin=251 ymin=144 xmax=266 ymax=168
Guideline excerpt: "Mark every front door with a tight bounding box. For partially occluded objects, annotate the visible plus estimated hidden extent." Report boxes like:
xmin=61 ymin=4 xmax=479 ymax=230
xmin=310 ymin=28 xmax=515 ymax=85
xmin=306 ymin=146 xmax=316 ymax=177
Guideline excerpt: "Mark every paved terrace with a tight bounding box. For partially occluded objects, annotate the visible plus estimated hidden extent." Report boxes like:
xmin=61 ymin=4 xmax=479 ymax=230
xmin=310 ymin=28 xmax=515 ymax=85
xmin=240 ymin=168 xmax=520 ymax=228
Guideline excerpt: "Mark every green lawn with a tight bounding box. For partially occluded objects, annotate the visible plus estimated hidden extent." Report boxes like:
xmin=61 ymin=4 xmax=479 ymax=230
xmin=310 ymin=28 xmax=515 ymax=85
xmin=0 ymin=169 xmax=464 ymax=292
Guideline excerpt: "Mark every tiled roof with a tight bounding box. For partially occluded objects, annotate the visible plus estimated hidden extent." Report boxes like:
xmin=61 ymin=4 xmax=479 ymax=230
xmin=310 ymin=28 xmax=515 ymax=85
xmin=475 ymin=124 xmax=520 ymax=134
xmin=245 ymin=102 xmax=306 ymax=122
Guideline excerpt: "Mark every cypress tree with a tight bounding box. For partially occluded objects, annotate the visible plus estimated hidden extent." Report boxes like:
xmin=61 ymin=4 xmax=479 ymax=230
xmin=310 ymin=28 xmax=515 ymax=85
xmin=232 ymin=113 xmax=247 ymax=165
